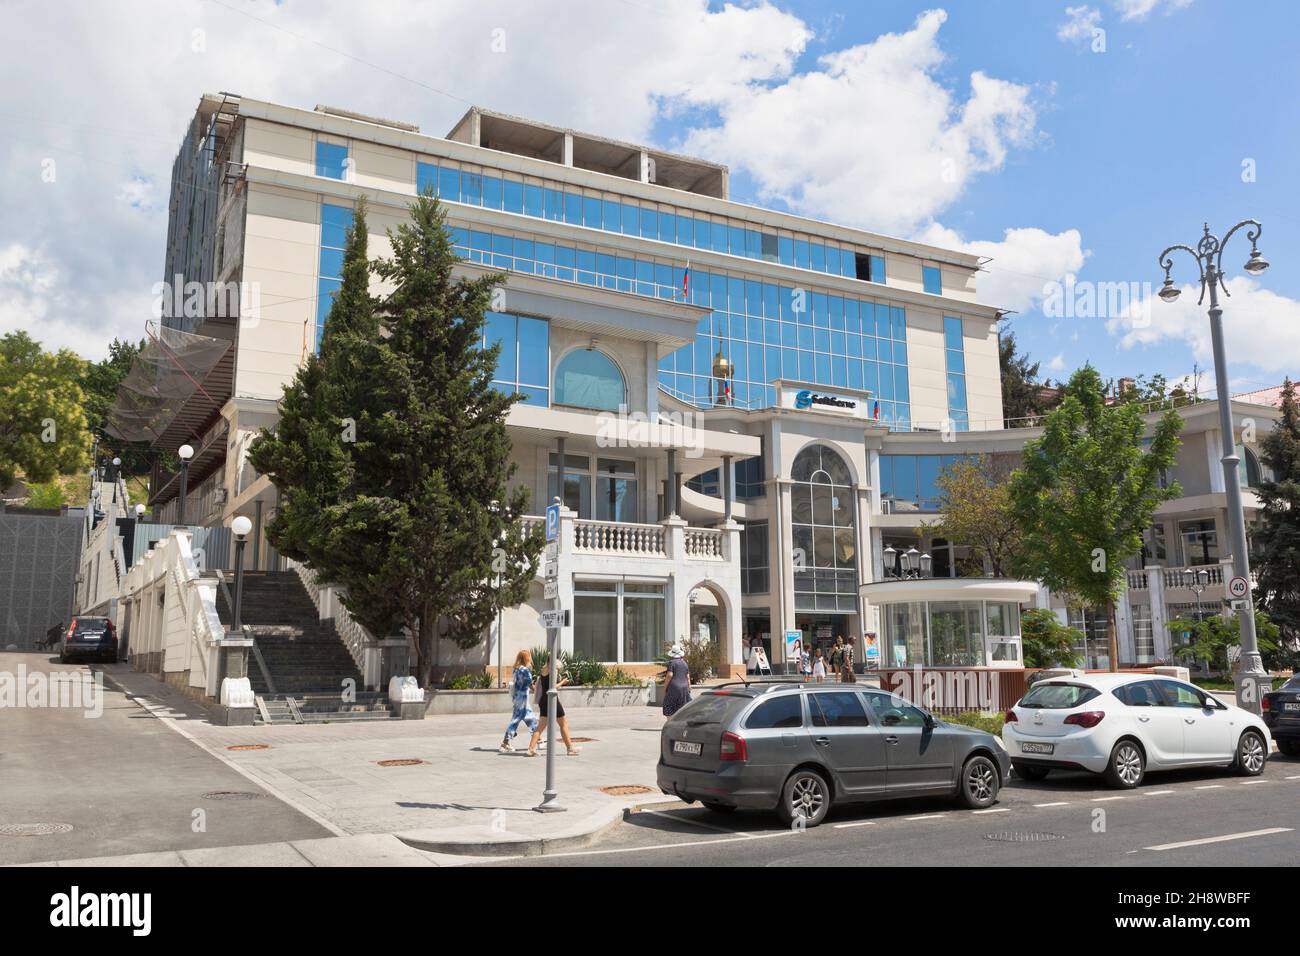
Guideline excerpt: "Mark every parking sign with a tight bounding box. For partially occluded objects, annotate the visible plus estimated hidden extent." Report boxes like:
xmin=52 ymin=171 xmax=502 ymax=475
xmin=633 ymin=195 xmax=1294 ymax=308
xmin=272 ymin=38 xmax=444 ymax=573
xmin=545 ymin=503 xmax=560 ymax=542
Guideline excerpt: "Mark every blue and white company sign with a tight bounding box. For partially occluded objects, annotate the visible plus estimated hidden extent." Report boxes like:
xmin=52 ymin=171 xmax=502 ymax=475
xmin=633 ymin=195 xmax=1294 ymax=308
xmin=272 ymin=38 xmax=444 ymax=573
xmin=787 ymin=387 xmax=868 ymax=419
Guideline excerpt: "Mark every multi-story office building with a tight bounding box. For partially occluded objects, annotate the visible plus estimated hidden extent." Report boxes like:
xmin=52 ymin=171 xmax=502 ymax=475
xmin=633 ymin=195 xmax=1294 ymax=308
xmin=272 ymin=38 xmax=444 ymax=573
xmin=98 ymin=93 xmax=1279 ymax=696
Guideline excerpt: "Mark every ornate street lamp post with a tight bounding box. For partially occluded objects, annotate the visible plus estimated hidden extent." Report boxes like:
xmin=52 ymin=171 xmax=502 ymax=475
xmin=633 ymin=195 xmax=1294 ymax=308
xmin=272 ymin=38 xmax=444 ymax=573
xmin=1156 ymin=220 xmax=1270 ymax=712
xmin=177 ymin=443 xmax=194 ymax=526
xmin=231 ymin=514 xmax=253 ymax=631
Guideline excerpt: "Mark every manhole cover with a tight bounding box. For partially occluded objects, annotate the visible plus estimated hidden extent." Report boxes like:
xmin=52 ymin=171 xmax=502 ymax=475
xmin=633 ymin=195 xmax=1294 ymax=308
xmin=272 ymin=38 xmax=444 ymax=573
xmin=598 ymin=785 xmax=654 ymax=796
xmin=201 ymin=791 xmax=264 ymax=801
xmin=376 ymin=758 xmax=427 ymax=767
xmin=0 ymin=823 xmax=74 ymax=837
xmin=226 ymin=743 xmax=270 ymax=751
xmin=984 ymin=831 xmax=1064 ymax=843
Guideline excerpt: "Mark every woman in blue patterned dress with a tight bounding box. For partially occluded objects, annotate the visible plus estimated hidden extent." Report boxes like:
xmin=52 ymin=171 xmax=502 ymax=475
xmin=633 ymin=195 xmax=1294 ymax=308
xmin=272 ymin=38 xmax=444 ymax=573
xmin=661 ymin=643 xmax=691 ymax=717
xmin=500 ymin=649 xmax=539 ymax=752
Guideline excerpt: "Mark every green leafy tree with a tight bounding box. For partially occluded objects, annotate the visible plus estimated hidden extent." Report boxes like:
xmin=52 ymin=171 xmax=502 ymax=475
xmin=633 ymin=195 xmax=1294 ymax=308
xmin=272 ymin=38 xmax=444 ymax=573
xmin=1167 ymin=611 xmax=1279 ymax=674
xmin=250 ymin=194 xmax=541 ymax=685
xmin=1010 ymin=365 xmax=1182 ymax=671
xmin=23 ymin=480 xmax=67 ymax=509
xmin=926 ymin=455 xmax=1021 ymax=576
xmin=1254 ymin=378 xmax=1300 ymax=647
xmin=82 ymin=337 xmax=151 ymax=474
xmin=998 ymin=327 xmax=1051 ymax=427
xmin=1020 ymin=608 xmax=1084 ymax=668
xmin=0 ymin=331 xmax=91 ymax=489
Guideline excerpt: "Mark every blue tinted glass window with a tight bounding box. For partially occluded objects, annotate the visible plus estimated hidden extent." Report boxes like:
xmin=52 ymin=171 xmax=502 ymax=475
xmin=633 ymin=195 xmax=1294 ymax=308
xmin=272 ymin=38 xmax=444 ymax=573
xmin=482 ymin=174 xmax=503 ymax=210
xmin=745 ymin=230 xmax=762 ymax=259
xmin=728 ymin=226 xmax=746 ymax=256
xmin=524 ymin=184 xmax=543 ymax=218
xmin=321 ymin=203 xmax=353 ymax=249
xmin=584 ymin=196 xmax=602 ymax=228
xmin=545 ymin=188 xmax=564 ymax=221
xmin=811 ymin=244 xmax=825 ymax=273
xmin=944 ymin=316 xmax=964 ymax=352
xmin=318 ymin=247 xmax=344 ymax=279
xmin=842 ymin=249 xmax=857 ymax=277
xmin=315 ymin=141 xmax=348 ymax=180
xmin=461 ymin=171 xmax=482 ymax=205
xmin=946 ymin=349 xmax=965 ymax=374
xmin=439 ymin=166 xmax=461 ymax=202
xmin=778 ymin=236 xmax=795 ymax=266
xmin=622 ymin=203 xmax=640 ymax=236
xmin=947 ymin=372 xmax=968 ymax=409
xmin=517 ymin=317 xmax=549 ymax=387
xmin=895 ymin=365 xmax=910 ymax=400
xmin=794 ymin=239 xmax=810 ymax=269
xmin=555 ymin=349 xmax=625 ymax=410
xmin=416 ymin=161 xmax=438 ymax=195
xmin=640 ymin=207 xmax=657 ymax=238
xmin=564 ymin=192 xmax=582 ymax=224
xmin=844 ymin=299 xmax=860 ymax=334
xmin=602 ymin=199 xmax=620 ymax=232
xmin=659 ymin=211 xmax=676 ymax=243
xmin=502 ymin=179 xmax=524 ymax=213
xmin=870 ymin=254 xmax=886 ymax=283
xmin=923 ymin=266 xmax=942 ymax=295
xmin=677 ymin=216 xmax=694 ymax=245
xmin=711 ymin=222 xmax=728 ymax=253
xmin=485 ymin=312 xmax=517 ymax=382
xmin=891 ymin=306 xmax=906 ymax=341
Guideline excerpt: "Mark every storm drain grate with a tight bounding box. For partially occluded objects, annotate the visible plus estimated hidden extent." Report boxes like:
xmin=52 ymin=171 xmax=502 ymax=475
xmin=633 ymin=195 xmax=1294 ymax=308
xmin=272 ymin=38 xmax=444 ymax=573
xmin=598 ymin=785 xmax=655 ymax=796
xmin=0 ymin=823 xmax=74 ymax=837
xmin=226 ymin=744 xmax=270 ymax=751
xmin=984 ymin=831 xmax=1064 ymax=843
xmin=376 ymin=759 xmax=427 ymax=767
xmin=201 ymin=791 xmax=264 ymax=801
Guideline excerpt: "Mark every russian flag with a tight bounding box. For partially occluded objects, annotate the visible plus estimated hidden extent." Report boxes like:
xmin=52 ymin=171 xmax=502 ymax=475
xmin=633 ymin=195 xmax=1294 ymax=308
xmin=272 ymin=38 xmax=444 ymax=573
xmin=873 ymin=401 xmax=880 ymax=420
xmin=681 ymin=261 xmax=690 ymax=299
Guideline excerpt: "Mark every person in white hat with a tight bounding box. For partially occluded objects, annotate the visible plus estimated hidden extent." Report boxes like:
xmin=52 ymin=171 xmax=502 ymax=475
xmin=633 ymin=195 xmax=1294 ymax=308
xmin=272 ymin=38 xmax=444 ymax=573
xmin=661 ymin=642 xmax=691 ymax=716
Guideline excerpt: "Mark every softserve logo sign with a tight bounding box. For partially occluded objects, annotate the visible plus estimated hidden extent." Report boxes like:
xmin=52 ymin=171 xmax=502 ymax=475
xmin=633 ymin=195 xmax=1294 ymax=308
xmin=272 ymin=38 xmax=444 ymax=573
xmin=49 ymin=886 xmax=151 ymax=936
xmin=794 ymin=389 xmax=857 ymax=412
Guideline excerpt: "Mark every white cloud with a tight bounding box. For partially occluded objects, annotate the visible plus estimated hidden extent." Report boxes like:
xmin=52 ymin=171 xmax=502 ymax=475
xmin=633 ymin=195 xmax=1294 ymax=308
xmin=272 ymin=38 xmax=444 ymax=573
xmin=1058 ymin=5 xmax=1103 ymax=44
xmin=680 ymin=9 xmax=1039 ymax=237
xmin=116 ymin=176 xmax=156 ymax=211
xmin=917 ymin=223 xmax=1089 ymax=315
xmin=1107 ymin=275 xmax=1300 ymax=379
xmin=1110 ymin=0 xmax=1193 ymax=21
xmin=1046 ymin=353 xmax=1066 ymax=373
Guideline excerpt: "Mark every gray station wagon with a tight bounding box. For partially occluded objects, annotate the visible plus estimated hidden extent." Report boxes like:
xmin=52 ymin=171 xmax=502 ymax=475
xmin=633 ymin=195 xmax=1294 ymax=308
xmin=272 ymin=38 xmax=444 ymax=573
xmin=657 ymin=682 xmax=1011 ymax=826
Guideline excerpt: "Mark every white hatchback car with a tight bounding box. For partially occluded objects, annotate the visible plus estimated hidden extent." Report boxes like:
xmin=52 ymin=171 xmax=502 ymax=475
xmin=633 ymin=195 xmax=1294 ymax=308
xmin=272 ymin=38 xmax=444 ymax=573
xmin=1003 ymin=674 xmax=1271 ymax=788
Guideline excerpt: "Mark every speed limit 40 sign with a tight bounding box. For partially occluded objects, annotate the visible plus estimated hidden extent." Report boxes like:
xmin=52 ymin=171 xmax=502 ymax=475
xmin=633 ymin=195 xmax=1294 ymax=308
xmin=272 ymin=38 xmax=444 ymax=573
xmin=1227 ymin=575 xmax=1249 ymax=599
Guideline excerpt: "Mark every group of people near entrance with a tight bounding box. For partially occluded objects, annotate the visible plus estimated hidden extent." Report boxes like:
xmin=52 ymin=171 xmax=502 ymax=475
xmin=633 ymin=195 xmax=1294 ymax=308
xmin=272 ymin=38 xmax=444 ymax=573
xmin=745 ymin=634 xmax=857 ymax=682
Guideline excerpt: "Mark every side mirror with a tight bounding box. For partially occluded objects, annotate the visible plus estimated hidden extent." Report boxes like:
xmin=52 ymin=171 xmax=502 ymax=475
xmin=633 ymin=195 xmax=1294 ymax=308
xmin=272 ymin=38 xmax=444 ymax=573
xmin=923 ymin=712 xmax=935 ymax=730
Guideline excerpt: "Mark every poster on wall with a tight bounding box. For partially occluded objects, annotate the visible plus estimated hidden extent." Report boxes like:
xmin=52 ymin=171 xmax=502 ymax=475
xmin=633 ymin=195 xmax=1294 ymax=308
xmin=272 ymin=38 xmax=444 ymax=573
xmin=863 ymin=631 xmax=880 ymax=670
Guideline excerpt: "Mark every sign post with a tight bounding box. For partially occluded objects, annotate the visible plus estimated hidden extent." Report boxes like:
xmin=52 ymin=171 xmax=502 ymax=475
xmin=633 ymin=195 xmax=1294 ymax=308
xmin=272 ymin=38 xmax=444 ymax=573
xmin=536 ymin=499 xmax=566 ymax=813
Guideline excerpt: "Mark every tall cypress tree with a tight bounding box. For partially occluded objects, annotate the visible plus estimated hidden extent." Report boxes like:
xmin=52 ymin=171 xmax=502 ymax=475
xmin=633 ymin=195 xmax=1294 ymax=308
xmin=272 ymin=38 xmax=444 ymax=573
xmin=252 ymin=193 xmax=540 ymax=684
xmin=1255 ymin=379 xmax=1300 ymax=645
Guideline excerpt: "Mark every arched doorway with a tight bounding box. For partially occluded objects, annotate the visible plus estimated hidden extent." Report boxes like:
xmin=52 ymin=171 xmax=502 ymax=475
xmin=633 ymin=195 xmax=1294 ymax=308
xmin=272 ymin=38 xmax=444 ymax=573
xmin=686 ymin=581 xmax=728 ymax=679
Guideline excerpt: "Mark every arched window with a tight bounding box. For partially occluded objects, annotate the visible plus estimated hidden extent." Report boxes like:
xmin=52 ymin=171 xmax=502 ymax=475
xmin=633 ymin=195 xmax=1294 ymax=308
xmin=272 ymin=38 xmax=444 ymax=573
xmin=554 ymin=349 xmax=625 ymax=412
xmin=1237 ymin=444 xmax=1263 ymax=489
xmin=790 ymin=444 xmax=856 ymax=613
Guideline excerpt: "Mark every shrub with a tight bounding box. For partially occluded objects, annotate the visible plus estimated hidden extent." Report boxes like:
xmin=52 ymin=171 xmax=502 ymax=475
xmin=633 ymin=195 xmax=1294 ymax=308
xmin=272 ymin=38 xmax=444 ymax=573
xmin=939 ymin=710 xmax=1005 ymax=735
xmin=445 ymin=671 xmax=492 ymax=690
xmin=1020 ymin=608 xmax=1084 ymax=668
xmin=529 ymin=645 xmax=550 ymax=674
xmin=656 ymin=637 xmax=720 ymax=682
xmin=558 ymin=653 xmax=606 ymax=687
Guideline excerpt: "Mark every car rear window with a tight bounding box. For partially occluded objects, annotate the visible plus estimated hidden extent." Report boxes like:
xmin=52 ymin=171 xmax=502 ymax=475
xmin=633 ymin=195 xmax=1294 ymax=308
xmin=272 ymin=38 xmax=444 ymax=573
xmin=745 ymin=694 xmax=804 ymax=729
xmin=671 ymin=693 xmax=750 ymax=724
xmin=1019 ymin=682 xmax=1100 ymax=709
xmin=73 ymin=619 xmax=112 ymax=633
xmin=1282 ymin=676 xmax=1300 ymax=692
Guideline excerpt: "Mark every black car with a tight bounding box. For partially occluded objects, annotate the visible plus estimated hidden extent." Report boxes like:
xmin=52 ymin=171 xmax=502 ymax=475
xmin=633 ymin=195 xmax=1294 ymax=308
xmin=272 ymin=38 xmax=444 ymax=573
xmin=1263 ymin=676 xmax=1300 ymax=756
xmin=58 ymin=616 xmax=119 ymax=664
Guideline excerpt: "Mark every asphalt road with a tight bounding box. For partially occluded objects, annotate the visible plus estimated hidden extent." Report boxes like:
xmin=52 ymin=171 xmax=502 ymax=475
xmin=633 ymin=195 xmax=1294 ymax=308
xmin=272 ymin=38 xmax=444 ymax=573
xmin=0 ymin=652 xmax=332 ymax=865
xmin=483 ymin=752 xmax=1300 ymax=867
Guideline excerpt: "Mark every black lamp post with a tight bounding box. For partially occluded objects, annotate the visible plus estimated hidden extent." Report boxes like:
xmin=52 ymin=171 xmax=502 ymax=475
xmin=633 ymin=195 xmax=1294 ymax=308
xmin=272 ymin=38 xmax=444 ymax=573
xmin=177 ymin=443 xmax=194 ymax=526
xmin=231 ymin=514 xmax=252 ymax=630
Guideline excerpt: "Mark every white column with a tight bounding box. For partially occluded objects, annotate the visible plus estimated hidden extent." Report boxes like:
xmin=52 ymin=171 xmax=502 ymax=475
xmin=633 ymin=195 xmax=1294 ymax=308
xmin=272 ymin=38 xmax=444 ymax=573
xmin=1147 ymin=567 xmax=1170 ymax=660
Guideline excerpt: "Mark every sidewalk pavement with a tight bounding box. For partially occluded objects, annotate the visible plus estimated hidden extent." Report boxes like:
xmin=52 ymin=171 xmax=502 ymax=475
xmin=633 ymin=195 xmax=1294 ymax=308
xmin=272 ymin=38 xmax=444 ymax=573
xmin=101 ymin=665 xmax=683 ymax=859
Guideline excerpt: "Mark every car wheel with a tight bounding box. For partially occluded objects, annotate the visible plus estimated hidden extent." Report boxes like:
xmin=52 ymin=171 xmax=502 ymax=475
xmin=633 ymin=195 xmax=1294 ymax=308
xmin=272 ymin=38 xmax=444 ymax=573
xmin=700 ymin=801 xmax=736 ymax=814
xmin=958 ymin=755 xmax=1000 ymax=809
xmin=777 ymin=769 xmax=831 ymax=828
xmin=1234 ymin=730 xmax=1267 ymax=776
xmin=1013 ymin=762 xmax=1050 ymax=781
xmin=1103 ymin=739 xmax=1145 ymax=789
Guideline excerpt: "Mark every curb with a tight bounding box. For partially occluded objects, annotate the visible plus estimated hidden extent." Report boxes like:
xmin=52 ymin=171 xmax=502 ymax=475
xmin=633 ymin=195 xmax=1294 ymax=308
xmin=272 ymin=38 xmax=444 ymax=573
xmin=395 ymin=797 xmax=686 ymax=858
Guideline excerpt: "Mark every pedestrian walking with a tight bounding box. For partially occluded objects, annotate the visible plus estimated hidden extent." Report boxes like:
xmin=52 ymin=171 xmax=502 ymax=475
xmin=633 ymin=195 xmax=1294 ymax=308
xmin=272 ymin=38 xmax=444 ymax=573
xmin=661 ymin=642 xmax=691 ymax=716
xmin=812 ymin=647 xmax=827 ymax=683
xmin=799 ymin=643 xmax=812 ymax=682
xmin=499 ymin=649 xmax=539 ymax=753
xmin=828 ymin=636 xmax=844 ymax=676
xmin=526 ymin=661 xmax=579 ymax=757
xmin=839 ymin=636 xmax=857 ymax=683
xmin=44 ymin=621 xmax=64 ymax=650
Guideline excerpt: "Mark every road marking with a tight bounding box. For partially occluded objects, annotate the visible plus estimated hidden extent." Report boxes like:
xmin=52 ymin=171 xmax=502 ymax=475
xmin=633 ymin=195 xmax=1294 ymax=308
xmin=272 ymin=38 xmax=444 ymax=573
xmin=833 ymin=821 xmax=878 ymax=829
xmin=1145 ymin=828 xmax=1293 ymax=852
xmin=905 ymin=814 xmax=946 ymax=821
xmin=1143 ymin=790 xmax=1175 ymax=795
xmin=640 ymin=809 xmax=756 ymax=837
xmin=1286 ymin=775 xmax=1300 ymax=781
xmin=1091 ymin=796 xmax=1126 ymax=802
xmin=1194 ymin=784 xmax=1224 ymax=790
xmin=1033 ymin=801 xmax=1071 ymax=808
xmin=1239 ymin=779 xmax=1268 ymax=785
xmin=494 ymin=829 xmax=796 ymax=862
xmin=972 ymin=808 xmax=1010 ymax=814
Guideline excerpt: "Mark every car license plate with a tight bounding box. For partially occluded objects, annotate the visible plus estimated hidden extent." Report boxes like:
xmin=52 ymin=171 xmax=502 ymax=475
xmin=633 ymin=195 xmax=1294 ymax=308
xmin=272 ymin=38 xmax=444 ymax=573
xmin=1284 ymin=702 xmax=1300 ymax=712
xmin=1021 ymin=742 xmax=1054 ymax=755
xmin=78 ymin=632 xmax=105 ymax=642
xmin=673 ymin=740 xmax=702 ymax=756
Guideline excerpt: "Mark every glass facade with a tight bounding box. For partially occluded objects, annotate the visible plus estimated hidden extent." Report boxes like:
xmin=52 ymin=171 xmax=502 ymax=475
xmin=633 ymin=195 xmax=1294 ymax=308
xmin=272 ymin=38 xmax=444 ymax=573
xmin=944 ymin=316 xmax=969 ymax=430
xmin=790 ymin=445 xmax=857 ymax=612
xmin=740 ymin=521 xmax=769 ymax=594
xmin=1068 ymin=607 xmax=1112 ymax=670
xmin=573 ymin=579 xmax=665 ymax=663
xmin=315 ymin=141 xmax=349 ymax=180
xmin=483 ymin=311 xmax=549 ymax=406
xmin=315 ymin=203 xmax=351 ymax=350
xmin=880 ymin=600 xmax=1021 ymax=667
xmin=879 ymin=453 xmax=972 ymax=512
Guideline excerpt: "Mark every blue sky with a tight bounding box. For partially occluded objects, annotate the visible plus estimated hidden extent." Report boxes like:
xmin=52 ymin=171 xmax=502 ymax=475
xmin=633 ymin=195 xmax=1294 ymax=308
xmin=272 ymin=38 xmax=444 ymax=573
xmin=0 ymin=0 xmax=1295 ymax=395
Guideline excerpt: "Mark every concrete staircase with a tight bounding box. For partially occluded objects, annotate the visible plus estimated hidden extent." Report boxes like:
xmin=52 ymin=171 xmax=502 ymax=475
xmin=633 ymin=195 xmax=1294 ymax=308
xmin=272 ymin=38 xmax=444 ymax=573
xmin=216 ymin=571 xmax=394 ymax=723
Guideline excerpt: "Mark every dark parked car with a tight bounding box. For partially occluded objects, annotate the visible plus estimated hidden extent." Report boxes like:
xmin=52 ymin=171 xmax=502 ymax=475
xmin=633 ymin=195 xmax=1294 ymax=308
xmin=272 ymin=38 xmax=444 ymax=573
xmin=1263 ymin=676 xmax=1300 ymax=756
xmin=58 ymin=616 xmax=119 ymax=664
xmin=656 ymin=682 xmax=1010 ymax=827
